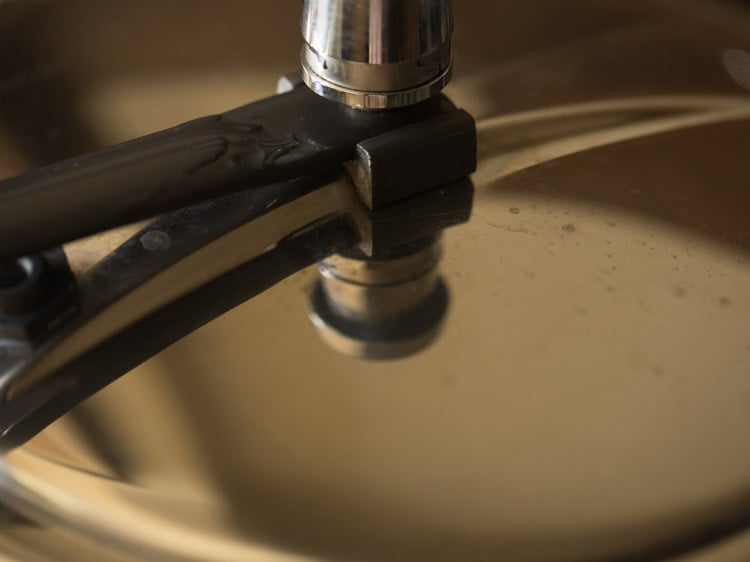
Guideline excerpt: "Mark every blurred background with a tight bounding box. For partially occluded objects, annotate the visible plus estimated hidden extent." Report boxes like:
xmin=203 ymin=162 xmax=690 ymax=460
xmin=1 ymin=2 xmax=750 ymax=562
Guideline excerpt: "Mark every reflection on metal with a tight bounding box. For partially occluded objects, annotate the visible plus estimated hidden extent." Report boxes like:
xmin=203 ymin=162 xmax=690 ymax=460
xmin=0 ymin=175 xmax=473 ymax=448
xmin=0 ymin=177 xmax=354 ymax=448
xmin=306 ymin=178 xmax=473 ymax=360
xmin=12 ymin=182 xmax=348 ymax=396
xmin=475 ymin=95 xmax=750 ymax=186
xmin=309 ymin=240 xmax=449 ymax=359
xmin=0 ymin=450 xmax=316 ymax=562
xmin=2 ymin=1 xmax=750 ymax=561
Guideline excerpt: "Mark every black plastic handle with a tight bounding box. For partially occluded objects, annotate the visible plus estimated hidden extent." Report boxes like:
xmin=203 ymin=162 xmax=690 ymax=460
xmin=0 ymin=86 xmax=452 ymax=261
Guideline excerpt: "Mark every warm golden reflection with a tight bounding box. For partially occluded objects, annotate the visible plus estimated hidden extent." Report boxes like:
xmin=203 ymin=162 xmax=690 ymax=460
xmin=2 ymin=1 xmax=750 ymax=561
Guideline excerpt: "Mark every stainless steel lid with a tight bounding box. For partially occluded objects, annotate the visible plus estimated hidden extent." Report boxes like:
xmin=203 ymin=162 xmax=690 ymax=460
xmin=1 ymin=1 xmax=750 ymax=561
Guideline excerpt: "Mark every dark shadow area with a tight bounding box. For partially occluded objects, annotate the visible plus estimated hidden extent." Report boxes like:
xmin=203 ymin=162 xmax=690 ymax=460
xmin=0 ymin=3 xmax=100 ymax=168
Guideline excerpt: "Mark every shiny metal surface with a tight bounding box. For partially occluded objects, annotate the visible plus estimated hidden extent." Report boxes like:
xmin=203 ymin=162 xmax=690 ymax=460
xmin=301 ymin=0 xmax=453 ymax=108
xmin=318 ymin=245 xmax=441 ymax=321
xmin=2 ymin=0 xmax=750 ymax=561
xmin=310 ymin=240 xmax=448 ymax=359
xmin=3 ymin=181 xmax=349 ymax=402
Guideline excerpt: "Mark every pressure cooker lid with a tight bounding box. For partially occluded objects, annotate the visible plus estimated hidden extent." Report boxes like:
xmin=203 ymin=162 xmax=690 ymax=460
xmin=2 ymin=1 xmax=750 ymax=561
